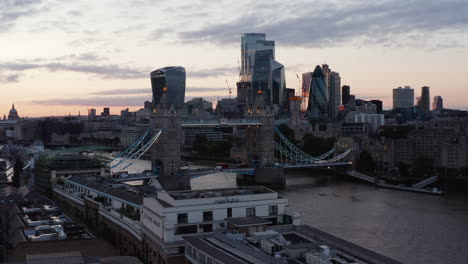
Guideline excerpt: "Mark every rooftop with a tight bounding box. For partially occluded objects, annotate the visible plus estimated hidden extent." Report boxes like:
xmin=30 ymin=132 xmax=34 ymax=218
xmin=167 ymin=186 xmax=275 ymax=200
xmin=67 ymin=175 xmax=143 ymax=205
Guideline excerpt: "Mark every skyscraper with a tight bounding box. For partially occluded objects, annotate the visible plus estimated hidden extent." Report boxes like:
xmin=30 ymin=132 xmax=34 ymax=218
xmin=393 ymin=86 xmax=414 ymax=109
xmin=301 ymin=72 xmax=313 ymax=111
xmin=328 ymin=71 xmax=341 ymax=119
xmin=308 ymin=65 xmax=329 ymax=116
xmin=420 ymin=86 xmax=430 ymax=111
xmin=433 ymin=96 xmax=443 ymax=110
xmin=342 ymin=85 xmax=350 ymax=105
xmin=150 ymin=66 xmax=186 ymax=109
xmin=238 ymin=33 xmax=285 ymax=107
xmin=240 ymin=33 xmax=275 ymax=82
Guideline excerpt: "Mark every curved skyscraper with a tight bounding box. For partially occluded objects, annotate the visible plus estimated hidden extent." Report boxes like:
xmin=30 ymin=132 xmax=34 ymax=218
xmin=308 ymin=65 xmax=329 ymax=116
xmin=150 ymin=66 xmax=186 ymax=109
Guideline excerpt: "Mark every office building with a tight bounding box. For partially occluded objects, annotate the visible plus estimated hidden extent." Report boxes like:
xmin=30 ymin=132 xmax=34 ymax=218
xmin=328 ymin=71 xmax=341 ymax=119
xmin=185 ymin=223 xmax=399 ymax=264
xmin=354 ymin=113 xmax=385 ymax=133
xmin=301 ymin=72 xmax=313 ymax=111
xmin=420 ymin=86 xmax=430 ymax=111
xmin=88 ymin=108 xmax=96 ymax=119
xmin=370 ymin=99 xmax=383 ymax=114
xmin=150 ymin=66 xmax=186 ymax=109
xmin=237 ymin=33 xmax=286 ymax=107
xmin=101 ymin=107 xmax=110 ymax=117
xmin=240 ymin=33 xmax=275 ymax=82
xmin=308 ymin=65 xmax=329 ymax=116
xmin=393 ymin=86 xmax=414 ymax=109
xmin=342 ymin=85 xmax=350 ymax=105
xmin=433 ymin=96 xmax=443 ymax=110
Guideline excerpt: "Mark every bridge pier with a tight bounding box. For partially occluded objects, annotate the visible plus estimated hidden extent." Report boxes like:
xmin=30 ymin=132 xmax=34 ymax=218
xmin=236 ymin=167 xmax=285 ymax=190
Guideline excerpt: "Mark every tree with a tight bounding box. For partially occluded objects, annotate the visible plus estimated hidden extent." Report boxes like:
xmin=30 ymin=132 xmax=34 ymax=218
xmin=397 ymin=162 xmax=411 ymax=178
xmin=412 ymin=155 xmax=434 ymax=178
xmin=302 ymin=134 xmax=336 ymax=157
xmin=277 ymin=124 xmax=298 ymax=145
xmin=355 ymin=150 xmax=376 ymax=175
xmin=12 ymin=157 xmax=23 ymax=188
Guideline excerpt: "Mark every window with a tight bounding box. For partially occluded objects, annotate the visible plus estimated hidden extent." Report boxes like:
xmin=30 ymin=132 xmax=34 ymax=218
xmin=178 ymin=246 xmax=185 ymax=254
xmin=201 ymin=224 xmax=213 ymax=233
xmin=246 ymin=207 xmax=256 ymax=217
xmin=177 ymin=213 xmax=188 ymax=224
xmin=176 ymin=225 xmax=197 ymax=234
xmin=269 ymin=205 xmax=278 ymax=216
xmin=227 ymin=208 xmax=232 ymax=218
xmin=203 ymin=211 xmax=213 ymax=222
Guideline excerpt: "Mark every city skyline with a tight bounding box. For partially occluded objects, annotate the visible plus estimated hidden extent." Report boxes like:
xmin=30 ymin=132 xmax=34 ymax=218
xmin=1 ymin=0 xmax=468 ymax=117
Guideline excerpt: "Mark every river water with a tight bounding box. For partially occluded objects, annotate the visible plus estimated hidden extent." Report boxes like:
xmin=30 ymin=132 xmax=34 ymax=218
xmin=192 ymin=167 xmax=468 ymax=264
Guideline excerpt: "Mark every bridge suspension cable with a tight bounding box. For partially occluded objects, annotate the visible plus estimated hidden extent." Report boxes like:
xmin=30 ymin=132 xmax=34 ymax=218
xmin=110 ymin=128 xmax=151 ymax=163
xmin=274 ymin=127 xmax=335 ymax=163
xmin=110 ymin=130 xmax=162 ymax=170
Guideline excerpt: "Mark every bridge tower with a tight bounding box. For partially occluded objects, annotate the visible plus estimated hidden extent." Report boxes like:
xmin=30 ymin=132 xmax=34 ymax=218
xmin=150 ymin=89 xmax=189 ymax=190
xmin=245 ymin=90 xmax=275 ymax=166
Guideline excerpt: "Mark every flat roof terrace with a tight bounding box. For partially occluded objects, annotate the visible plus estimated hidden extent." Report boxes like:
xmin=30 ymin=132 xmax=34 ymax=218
xmin=167 ymin=186 xmax=275 ymax=200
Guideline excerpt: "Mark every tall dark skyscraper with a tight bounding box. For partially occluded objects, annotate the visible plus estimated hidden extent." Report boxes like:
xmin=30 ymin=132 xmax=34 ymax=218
xmin=321 ymin=64 xmax=340 ymax=119
xmin=342 ymin=85 xmax=350 ymax=105
xmin=420 ymin=86 xmax=430 ymax=111
xmin=102 ymin=107 xmax=110 ymax=117
xmin=150 ymin=66 xmax=186 ymax=109
xmin=237 ymin=33 xmax=286 ymax=107
xmin=433 ymin=96 xmax=443 ymax=110
xmin=308 ymin=65 xmax=329 ymax=116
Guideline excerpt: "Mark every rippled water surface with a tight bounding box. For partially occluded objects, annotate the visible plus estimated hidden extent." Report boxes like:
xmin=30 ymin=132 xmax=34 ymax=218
xmin=192 ymin=167 xmax=468 ymax=264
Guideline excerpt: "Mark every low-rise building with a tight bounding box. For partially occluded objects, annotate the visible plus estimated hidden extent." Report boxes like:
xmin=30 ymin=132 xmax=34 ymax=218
xmin=53 ymin=175 xmax=299 ymax=264
xmin=184 ymin=220 xmax=401 ymax=264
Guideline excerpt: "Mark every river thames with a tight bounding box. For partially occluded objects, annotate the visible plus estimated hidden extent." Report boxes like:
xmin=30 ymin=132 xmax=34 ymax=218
xmin=192 ymin=167 xmax=468 ymax=264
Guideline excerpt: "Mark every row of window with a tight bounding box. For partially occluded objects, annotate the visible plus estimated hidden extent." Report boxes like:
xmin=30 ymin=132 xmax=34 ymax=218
xmin=177 ymin=206 xmax=278 ymax=224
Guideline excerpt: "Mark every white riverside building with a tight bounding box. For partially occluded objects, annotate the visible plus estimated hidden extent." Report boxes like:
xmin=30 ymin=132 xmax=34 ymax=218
xmin=141 ymin=186 xmax=297 ymax=244
xmin=53 ymin=175 xmax=300 ymax=263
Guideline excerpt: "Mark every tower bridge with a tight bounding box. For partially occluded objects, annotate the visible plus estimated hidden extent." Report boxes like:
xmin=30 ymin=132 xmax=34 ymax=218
xmin=109 ymin=90 xmax=354 ymax=190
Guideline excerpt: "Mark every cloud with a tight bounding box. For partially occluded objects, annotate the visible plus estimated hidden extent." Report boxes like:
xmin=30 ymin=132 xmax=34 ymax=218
xmin=90 ymin=87 xmax=226 ymax=96
xmin=175 ymin=0 xmax=468 ymax=48
xmin=0 ymin=61 xmax=146 ymax=79
xmin=0 ymin=0 xmax=46 ymax=33
xmin=67 ymin=10 xmax=82 ymax=17
xmin=91 ymin=88 xmax=151 ymax=95
xmin=0 ymin=73 xmax=20 ymax=83
xmin=28 ymin=96 xmax=150 ymax=107
xmin=186 ymin=87 xmax=226 ymax=92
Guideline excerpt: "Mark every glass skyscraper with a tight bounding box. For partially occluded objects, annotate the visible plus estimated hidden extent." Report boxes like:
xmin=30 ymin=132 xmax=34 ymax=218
xmin=238 ymin=33 xmax=285 ymax=107
xmin=240 ymin=33 xmax=275 ymax=82
xmin=308 ymin=65 xmax=329 ymax=116
xmin=150 ymin=66 xmax=186 ymax=109
xmin=301 ymin=72 xmax=313 ymax=111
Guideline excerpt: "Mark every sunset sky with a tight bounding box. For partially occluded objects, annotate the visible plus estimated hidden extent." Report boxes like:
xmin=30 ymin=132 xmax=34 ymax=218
xmin=1 ymin=0 xmax=467 ymax=117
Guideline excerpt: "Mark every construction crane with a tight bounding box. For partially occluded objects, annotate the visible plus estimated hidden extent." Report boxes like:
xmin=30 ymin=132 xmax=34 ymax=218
xmin=225 ymin=79 xmax=232 ymax=99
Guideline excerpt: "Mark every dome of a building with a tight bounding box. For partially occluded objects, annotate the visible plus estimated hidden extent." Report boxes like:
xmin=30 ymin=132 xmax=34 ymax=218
xmin=8 ymin=104 xmax=19 ymax=120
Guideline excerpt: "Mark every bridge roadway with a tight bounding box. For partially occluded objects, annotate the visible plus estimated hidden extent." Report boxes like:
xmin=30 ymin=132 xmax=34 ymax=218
xmin=181 ymin=118 xmax=262 ymax=127
xmin=114 ymin=162 xmax=352 ymax=182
